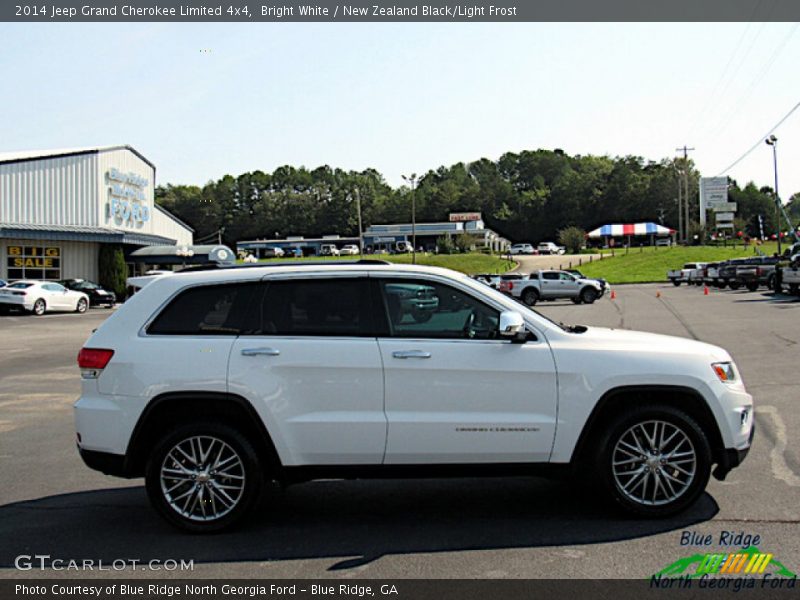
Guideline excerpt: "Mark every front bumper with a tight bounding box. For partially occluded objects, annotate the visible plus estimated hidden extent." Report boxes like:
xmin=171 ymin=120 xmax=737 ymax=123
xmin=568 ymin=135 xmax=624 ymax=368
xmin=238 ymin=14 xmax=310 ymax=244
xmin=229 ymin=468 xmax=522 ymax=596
xmin=713 ymin=422 xmax=755 ymax=481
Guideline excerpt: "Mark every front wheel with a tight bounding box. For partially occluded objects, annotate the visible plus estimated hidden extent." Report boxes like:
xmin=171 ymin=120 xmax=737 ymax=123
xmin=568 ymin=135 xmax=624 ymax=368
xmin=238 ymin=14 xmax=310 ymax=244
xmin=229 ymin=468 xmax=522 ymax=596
xmin=580 ymin=287 xmax=598 ymax=304
xmin=75 ymin=298 xmax=88 ymax=313
xmin=521 ymin=288 xmax=539 ymax=306
xmin=729 ymin=281 xmax=741 ymax=290
xmin=145 ymin=422 xmax=263 ymax=532
xmin=595 ymin=405 xmax=711 ymax=517
xmin=671 ymin=280 xmax=681 ymax=287
xmin=571 ymin=297 xmax=583 ymax=304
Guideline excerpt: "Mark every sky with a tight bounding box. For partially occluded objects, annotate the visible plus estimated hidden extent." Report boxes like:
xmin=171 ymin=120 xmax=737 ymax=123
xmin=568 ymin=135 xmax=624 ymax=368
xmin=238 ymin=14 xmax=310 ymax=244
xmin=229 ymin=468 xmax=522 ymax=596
xmin=1 ymin=22 xmax=799 ymax=201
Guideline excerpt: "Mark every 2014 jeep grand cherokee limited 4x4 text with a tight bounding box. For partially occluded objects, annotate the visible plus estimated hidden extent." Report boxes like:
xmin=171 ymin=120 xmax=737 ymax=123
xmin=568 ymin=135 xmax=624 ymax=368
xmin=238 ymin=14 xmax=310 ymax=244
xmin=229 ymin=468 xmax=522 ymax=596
xmin=74 ymin=263 xmax=754 ymax=532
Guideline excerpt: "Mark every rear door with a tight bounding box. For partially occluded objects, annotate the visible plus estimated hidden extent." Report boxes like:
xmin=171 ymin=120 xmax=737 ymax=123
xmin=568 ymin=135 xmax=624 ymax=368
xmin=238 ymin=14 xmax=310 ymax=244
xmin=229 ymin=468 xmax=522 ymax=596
xmin=228 ymin=275 xmax=386 ymax=466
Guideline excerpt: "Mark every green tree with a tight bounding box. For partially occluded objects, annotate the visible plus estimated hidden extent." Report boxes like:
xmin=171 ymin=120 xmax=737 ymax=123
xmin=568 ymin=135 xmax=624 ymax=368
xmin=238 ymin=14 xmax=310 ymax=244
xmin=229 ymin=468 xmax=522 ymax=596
xmin=557 ymin=226 xmax=586 ymax=253
xmin=98 ymin=245 xmax=127 ymax=301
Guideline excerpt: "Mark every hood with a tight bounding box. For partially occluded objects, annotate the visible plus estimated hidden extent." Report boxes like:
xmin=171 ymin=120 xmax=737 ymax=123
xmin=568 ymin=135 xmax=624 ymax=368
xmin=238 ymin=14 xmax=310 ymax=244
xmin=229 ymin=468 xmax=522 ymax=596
xmin=576 ymin=326 xmax=731 ymax=362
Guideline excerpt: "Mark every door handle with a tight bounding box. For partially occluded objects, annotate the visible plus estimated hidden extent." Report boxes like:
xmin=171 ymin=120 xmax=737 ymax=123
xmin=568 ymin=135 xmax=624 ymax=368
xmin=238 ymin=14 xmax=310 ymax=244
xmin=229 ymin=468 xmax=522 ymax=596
xmin=241 ymin=347 xmax=280 ymax=357
xmin=392 ymin=350 xmax=431 ymax=359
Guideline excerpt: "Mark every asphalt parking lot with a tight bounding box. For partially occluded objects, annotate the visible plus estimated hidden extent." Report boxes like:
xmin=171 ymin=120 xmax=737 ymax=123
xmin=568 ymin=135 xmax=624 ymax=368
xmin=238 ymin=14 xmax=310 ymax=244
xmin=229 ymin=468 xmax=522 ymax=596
xmin=0 ymin=285 xmax=798 ymax=579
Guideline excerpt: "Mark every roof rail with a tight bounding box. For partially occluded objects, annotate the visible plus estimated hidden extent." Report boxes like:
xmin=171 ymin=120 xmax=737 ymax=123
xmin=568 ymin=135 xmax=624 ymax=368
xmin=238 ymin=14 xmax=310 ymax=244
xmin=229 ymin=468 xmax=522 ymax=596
xmin=176 ymin=259 xmax=392 ymax=273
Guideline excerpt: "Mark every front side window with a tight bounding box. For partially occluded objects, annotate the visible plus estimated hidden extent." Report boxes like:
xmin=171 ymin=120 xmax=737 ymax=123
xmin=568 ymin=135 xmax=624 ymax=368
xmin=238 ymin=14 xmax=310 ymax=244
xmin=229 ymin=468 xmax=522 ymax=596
xmin=256 ymin=278 xmax=372 ymax=337
xmin=377 ymin=279 xmax=499 ymax=340
xmin=148 ymin=282 xmax=260 ymax=335
xmin=542 ymin=272 xmax=559 ymax=280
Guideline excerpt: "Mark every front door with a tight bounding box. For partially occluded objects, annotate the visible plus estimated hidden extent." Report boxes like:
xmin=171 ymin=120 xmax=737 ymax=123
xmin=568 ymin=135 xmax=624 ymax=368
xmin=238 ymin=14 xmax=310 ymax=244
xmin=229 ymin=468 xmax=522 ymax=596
xmin=374 ymin=276 xmax=558 ymax=464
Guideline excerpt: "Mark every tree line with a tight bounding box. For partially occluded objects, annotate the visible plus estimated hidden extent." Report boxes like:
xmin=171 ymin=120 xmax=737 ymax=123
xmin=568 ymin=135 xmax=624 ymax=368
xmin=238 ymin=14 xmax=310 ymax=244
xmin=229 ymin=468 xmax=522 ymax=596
xmin=155 ymin=149 xmax=799 ymax=247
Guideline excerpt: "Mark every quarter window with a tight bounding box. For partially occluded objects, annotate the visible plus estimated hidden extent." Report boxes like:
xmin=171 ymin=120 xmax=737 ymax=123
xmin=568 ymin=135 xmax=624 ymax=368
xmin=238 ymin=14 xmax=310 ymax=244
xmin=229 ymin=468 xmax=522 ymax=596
xmin=148 ymin=282 xmax=260 ymax=335
xmin=377 ymin=279 xmax=499 ymax=340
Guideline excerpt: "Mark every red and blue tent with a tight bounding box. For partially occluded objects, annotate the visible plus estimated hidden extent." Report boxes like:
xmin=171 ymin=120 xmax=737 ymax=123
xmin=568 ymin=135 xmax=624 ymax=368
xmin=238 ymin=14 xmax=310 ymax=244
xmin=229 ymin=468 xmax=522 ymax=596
xmin=587 ymin=222 xmax=674 ymax=238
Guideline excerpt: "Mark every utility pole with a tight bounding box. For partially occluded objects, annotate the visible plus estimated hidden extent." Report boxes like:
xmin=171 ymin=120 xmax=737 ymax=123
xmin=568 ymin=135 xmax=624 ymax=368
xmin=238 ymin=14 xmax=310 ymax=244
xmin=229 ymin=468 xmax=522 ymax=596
xmin=676 ymin=146 xmax=695 ymax=243
xmin=354 ymin=186 xmax=364 ymax=258
xmin=765 ymin=135 xmax=781 ymax=255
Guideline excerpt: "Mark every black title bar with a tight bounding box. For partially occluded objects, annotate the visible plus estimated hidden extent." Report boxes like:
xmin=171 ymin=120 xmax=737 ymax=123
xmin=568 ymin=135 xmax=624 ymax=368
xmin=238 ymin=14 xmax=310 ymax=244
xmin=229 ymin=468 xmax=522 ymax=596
xmin=4 ymin=0 xmax=800 ymax=22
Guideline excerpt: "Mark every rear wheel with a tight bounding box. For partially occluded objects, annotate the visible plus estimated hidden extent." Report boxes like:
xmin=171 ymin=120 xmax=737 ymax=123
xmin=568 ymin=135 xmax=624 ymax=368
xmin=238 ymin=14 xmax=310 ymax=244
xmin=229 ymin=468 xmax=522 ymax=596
xmin=32 ymin=299 xmax=46 ymax=316
xmin=594 ymin=405 xmax=711 ymax=517
xmin=745 ymin=282 xmax=759 ymax=292
xmin=521 ymin=288 xmax=539 ymax=306
xmin=145 ymin=421 xmax=263 ymax=532
xmin=672 ymin=280 xmax=681 ymax=287
xmin=729 ymin=281 xmax=741 ymax=290
xmin=717 ymin=280 xmax=727 ymax=289
xmin=580 ymin=287 xmax=598 ymax=304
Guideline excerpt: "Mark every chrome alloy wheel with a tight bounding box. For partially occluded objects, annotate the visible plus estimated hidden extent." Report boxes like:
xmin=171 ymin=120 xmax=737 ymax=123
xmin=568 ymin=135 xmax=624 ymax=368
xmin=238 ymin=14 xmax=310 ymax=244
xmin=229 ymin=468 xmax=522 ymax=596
xmin=611 ymin=419 xmax=696 ymax=507
xmin=160 ymin=435 xmax=246 ymax=522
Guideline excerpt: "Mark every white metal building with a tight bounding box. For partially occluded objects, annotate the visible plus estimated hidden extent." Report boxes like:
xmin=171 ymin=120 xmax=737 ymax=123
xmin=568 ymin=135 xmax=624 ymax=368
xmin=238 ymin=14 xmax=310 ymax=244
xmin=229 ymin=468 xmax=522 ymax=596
xmin=0 ymin=145 xmax=193 ymax=282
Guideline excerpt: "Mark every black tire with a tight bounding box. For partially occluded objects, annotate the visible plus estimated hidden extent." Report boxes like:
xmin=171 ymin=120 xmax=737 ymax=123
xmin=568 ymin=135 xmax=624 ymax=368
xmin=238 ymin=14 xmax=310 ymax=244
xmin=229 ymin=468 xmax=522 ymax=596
xmin=729 ymin=281 xmax=741 ymax=290
xmin=767 ymin=274 xmax=776 ymax=292
xmin=745 ymin=282 xmax=758 ymax=292
xmin=521 ymin=288 xmax=539 ymax=306
xmin=145 ymin=421 xmax=263 ymax=533
xmin=790 ymin=283 xmax=799 ymax=296
xmin=717 ymin=281 xmax=727 ymax=289
xmin=580 ymin=287 xmax=598 ymax=304
xmin=593 ymin=405 xmax=711 ymax=517
xmin=32 ymin=299 xmax=46 ymax=316
xmin=672 ymin=280 xmax=681 ymax=287
xmin=571 ymin=297 xmax=583 ymax=304
xmin=75 ymin=298 xmax=88 ymax=313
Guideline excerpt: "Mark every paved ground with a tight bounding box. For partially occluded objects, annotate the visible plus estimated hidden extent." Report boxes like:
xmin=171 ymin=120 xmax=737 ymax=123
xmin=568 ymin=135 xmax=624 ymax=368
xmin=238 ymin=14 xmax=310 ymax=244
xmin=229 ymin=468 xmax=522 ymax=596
xmin=0 ymin=286 xmax=798 ymax=579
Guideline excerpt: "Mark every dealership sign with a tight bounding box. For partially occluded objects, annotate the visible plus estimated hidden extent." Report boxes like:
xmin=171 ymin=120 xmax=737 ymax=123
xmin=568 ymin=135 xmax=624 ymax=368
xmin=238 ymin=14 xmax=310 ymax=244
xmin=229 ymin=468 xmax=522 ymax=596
xmin=700 ymin=177 xmax=732 ymax=228
xmin=106 ymin=168 xmax=150 ymax=226
xmin=449 ymin=212 xmax=481 ymax=222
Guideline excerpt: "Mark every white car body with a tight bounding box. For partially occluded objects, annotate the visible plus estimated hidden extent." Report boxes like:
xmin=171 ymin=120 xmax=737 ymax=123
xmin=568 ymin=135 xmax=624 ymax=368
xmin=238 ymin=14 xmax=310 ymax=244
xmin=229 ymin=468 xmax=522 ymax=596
xmin=509 ymin=243 xmax=535 ymax=255
xmin=74 ymin=263 xmax=753 ymax=530
xmin=319 ymin=244 xmax=340 ymax=256
xmin=127 ymin=270 xmax=173 ymax=292
xmin=339 ymin=245 xmax=360 ymax=256
xmin=0 ymin=280 xmax=89 ymax=315
xmin=537 ymin=242 xmax=565 ymax=255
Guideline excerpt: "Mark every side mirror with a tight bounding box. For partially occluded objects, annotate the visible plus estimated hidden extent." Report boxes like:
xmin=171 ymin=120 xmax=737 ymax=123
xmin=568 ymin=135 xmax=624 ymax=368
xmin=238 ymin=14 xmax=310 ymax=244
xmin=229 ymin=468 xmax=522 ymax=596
xmin=499 ymin=311 xmax=525 ymax=339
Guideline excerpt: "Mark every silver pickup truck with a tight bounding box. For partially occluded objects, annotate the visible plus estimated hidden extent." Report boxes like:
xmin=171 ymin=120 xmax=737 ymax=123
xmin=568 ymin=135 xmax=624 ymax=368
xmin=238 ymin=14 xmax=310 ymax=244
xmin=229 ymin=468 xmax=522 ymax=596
xmin=499 ymin=269 xmax=605 ymax=306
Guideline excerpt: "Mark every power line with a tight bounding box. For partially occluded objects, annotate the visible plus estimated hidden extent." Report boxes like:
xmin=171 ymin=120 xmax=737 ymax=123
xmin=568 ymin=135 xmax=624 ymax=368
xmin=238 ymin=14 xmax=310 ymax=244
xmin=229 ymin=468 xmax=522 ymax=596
xmin=717 ymin=99 xmax=800 ymax=175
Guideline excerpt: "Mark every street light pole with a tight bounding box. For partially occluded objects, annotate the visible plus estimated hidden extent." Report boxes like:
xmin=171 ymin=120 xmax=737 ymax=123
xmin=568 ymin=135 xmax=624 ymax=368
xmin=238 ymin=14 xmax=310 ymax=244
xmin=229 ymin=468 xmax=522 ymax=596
xmin=354 ymin=186 xmax=363 ymax=258
xmin=765 ymin=135 xmax=781 ymax=255
xmin=402 ymin=173 xmax=418 ymax=264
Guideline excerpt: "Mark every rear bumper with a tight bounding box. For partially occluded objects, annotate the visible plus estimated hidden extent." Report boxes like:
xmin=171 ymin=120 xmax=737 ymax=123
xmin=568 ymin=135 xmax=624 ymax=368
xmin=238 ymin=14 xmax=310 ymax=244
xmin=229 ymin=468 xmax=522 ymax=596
xmin=78 ymin=446 xmax=131 ymax=478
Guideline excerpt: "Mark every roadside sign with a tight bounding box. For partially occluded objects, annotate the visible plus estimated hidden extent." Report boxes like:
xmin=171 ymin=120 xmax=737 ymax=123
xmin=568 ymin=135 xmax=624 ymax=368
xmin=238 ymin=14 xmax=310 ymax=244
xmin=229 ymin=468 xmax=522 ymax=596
xmin=712 ymin=202 xmax=737 ymax=212
xmin=700 ymin=177 xmax=730 ymax=227
xmin=449 ymin=212 xmax=481 ymax=222
xmin=716 ymin=212 xmax=735 ymax=222
xmin=716 ymin=223 xmax=734 ymax=229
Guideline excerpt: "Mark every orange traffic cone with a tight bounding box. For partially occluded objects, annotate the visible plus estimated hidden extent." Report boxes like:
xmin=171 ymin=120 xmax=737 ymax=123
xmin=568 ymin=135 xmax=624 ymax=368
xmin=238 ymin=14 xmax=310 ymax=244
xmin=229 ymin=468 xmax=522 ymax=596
xmin=704 ymin=286 xmax=709 ymax=296
xmin=656 ymin=290 xmax=661 ymax=298
xmin=610 ymin=290 xmax=616 ymax=300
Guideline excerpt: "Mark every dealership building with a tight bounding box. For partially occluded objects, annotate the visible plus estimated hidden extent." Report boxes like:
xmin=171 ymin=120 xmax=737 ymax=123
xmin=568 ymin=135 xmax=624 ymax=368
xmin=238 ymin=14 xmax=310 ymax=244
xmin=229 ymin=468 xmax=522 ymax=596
xmin=0 ymin=145 xmax=193 ymax=282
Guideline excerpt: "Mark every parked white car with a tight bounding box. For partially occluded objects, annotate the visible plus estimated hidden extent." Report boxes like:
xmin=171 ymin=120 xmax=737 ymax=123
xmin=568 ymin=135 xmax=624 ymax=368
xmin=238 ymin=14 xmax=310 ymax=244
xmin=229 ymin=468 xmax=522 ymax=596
xmin=0 ymin=280 xmax=89 ymax=315
xmin=75 ymin=263 xmax=753 ymax=532
xmin=509 ymin=243 xmax=535 ymax=255
xmin=319 ymin=244 xmax=340 ymax=256
xmin=339 ymin=244 xmax=360 ymax=256
xmin=537 ymin=242 xmax=566 ymax=255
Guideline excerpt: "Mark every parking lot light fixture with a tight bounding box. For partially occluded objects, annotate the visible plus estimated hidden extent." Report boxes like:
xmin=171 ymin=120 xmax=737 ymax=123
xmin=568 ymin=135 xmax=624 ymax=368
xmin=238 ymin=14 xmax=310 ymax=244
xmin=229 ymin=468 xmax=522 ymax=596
xmin=402 ymin=173 xmax=419 ymax=264
xmin=765 ymin=135 xmax=781 ymax=255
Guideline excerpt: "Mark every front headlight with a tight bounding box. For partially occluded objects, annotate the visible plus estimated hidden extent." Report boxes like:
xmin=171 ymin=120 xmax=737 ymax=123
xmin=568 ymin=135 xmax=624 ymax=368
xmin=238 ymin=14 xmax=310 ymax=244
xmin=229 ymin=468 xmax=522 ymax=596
xmin=712 ymin=362 xmax=737 ymax=383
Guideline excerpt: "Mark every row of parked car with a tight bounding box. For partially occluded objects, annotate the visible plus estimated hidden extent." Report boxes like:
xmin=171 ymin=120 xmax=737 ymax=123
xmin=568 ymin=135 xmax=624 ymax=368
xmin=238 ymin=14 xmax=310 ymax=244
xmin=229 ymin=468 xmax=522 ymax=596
xmin=0 ymin=278 xmax=116 ymax=315
xmin=472 ymin=269 xmax=609 ymax=306
xmin=508 ymin=242 xmax=566 ymax=255
xmin=666 ymin=242 xmax=800 ymax=294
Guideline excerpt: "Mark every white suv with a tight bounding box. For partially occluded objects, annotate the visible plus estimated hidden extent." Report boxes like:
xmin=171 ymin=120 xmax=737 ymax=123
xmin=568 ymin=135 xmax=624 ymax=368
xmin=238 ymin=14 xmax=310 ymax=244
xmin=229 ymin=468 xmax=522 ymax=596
xmin=75 ymin=262 xmax=754 ymax=531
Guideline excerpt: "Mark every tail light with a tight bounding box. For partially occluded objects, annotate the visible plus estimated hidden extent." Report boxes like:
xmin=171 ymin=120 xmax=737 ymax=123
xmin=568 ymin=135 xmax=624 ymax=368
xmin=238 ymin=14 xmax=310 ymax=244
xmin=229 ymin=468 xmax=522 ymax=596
xmin=77 ymin=348 xmax=114 ymax=379
xmin=755 ymin=267 xmax=762 ymax=276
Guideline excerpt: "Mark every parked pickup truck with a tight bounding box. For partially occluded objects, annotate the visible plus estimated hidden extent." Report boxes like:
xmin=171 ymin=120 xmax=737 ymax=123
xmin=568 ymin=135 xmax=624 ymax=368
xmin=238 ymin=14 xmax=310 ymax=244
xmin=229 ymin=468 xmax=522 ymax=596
xmin=667 ymin=263 xmax=707 ymax=286
xmin=735 ymin=257 xmax=780 ymax=291
xmin=499 ymin=269 xmax=604 ymax=306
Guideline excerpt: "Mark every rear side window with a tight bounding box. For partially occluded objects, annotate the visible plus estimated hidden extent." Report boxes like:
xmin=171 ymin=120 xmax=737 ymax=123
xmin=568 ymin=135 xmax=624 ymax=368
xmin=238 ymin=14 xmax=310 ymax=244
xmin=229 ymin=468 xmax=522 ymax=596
xmin=148 ymin=282 xmax=260 ymax=335
xmin=255 ymin=278 xmax=372 ymax=336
